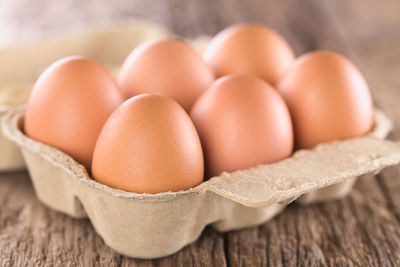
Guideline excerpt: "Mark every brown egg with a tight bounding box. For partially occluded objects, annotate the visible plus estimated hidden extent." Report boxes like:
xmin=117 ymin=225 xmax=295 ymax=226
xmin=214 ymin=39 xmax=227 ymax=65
xmin=118 ymin=39 xmax=215 ymax=111
xmin=25 ymin=56 xmax=125 ymax=170
xmin=278 ymin=50 xmax=374 ymax=149
xmin=92 ymin=94 xmax=204 ymax=193
xmin=203 ymin=23 xmax=295 ymax=86
xmin=190 ymin=75 xmax=293 ymax=178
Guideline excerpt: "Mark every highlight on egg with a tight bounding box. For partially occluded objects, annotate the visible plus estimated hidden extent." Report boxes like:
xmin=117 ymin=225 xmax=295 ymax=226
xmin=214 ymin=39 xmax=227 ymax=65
xmin=24 ymin=56 xmax=125 ymax=170
xmin=190 ymin=74 xmax=294 ymax=178
xmin=118 ymin=38 xmax=215 ymax=111
xmin=92 ymin=94 xmax=204 ymax=194
xmin=278 ymin=50 xmax=374 ymax=149
xmin=203 ymin=23 xmax=295 ymax=86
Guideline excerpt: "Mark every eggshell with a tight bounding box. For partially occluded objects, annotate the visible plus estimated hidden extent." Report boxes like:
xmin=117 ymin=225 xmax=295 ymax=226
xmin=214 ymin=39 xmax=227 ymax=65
xmin=24 ymin=56 xmax=125 ymax=170
xmin=92 ymin=94 xmax=204 ymax=194
xmin=118 ymin=39 xmax=215 ymax=111
xmin=190 ymin=75 xmax=293 ymax=178
xmin=278 ymin=50 xmax=374 ymax=149
xmin=203 ymin=23 xmax=295 ymax=86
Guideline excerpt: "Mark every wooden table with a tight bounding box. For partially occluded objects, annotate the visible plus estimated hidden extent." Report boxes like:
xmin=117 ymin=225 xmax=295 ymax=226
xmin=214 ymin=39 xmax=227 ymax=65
xmin=1 ymin=0 xmax=400 ymax=266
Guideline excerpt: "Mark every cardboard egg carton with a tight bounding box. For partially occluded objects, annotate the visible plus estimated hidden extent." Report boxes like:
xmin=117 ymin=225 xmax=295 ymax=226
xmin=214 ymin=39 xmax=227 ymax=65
xmin=0 ymin=83 xmax=32 ymax=170
xmin=3 ymin=105 xmax=400 ymax=258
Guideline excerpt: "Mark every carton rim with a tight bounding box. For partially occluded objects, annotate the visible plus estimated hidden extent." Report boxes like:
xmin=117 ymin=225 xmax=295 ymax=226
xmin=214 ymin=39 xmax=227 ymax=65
xmin=2 ymin=105 xmax=397 ymax=207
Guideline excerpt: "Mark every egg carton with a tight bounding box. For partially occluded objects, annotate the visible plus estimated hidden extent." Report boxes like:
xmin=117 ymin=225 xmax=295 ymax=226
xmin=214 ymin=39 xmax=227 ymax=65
xmin=0 ymin=83 xmax=33 ymax=170
xmin=3 ymin=106 xmax=400 ymax=259
xmin=0 ymin=108 xmax=25 ymax=170
xmin=0 ymin=21 xmax=212 ymax=171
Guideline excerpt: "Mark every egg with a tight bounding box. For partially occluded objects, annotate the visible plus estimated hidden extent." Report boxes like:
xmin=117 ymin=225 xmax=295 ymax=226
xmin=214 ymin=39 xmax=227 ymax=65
xmin=278 ymin=50 xmax=374 ymax=149
xmin=190 ymin=75 xmax=293 ymax=178
xmin=118 ymin=39 xmax=215 ymax=111
xmin=203 ymin=23 xmax=295 ymax=86
xmin=92 ymin=94 xmax=204 ymax=193
xmin=25 ymin=56 xmax=125 ymax=170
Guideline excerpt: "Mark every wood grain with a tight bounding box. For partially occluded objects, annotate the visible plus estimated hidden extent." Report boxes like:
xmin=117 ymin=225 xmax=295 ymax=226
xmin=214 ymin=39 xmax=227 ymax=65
xmin=1 ymin=0 xmax=400 ymax=266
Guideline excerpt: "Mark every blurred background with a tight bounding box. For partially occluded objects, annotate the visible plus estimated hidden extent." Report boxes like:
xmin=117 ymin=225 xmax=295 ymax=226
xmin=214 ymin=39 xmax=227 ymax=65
xmin=1 ymin=0 xmax=399 ymax=50
xmin=1 ymin=0 xmax=399 ymax=127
